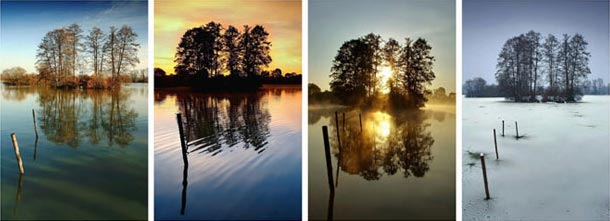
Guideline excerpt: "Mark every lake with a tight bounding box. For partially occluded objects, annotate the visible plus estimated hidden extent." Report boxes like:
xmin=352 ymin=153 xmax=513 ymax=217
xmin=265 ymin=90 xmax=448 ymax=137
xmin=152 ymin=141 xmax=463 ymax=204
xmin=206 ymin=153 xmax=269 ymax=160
xmin=462 ymin=96 xmax=609 ymax=220
xmin=0 ymin=83 xmax=148 ymax=220
xmin=308 ymin=104 xmax=456 ymax=220
xmin=154 ymin=85 xmax=302 ymax=220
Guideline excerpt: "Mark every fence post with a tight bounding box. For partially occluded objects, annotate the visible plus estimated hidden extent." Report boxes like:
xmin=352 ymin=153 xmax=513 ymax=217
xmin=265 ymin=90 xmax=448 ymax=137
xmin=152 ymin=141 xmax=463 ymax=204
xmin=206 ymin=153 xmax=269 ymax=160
xmin=177 ymin=113 xmax=188 ymax=167
xmin=480 ymin=153 xmax=490 ymax=200
xmin=322 ymin=126 xmax=335 ymax=193
xmin=10 ymin=133 xmax=25 ymax=175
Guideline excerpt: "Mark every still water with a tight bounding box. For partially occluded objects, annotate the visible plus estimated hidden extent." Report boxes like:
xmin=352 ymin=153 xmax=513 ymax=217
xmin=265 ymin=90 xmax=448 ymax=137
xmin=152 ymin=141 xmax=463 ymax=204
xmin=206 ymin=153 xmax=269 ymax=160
xmin=154 ymin=86 xmax=302 ymax=220
xmin=308 ymin=105 xmax=456 ymax=220
xmin=0 ymin=84 xmax=148 ymax=220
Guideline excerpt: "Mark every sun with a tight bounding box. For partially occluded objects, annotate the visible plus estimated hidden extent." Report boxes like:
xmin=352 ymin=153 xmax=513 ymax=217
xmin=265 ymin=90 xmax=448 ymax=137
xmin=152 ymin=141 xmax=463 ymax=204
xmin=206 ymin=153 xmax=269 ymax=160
xmin=378 ymin=66 xmax=392 ymax=94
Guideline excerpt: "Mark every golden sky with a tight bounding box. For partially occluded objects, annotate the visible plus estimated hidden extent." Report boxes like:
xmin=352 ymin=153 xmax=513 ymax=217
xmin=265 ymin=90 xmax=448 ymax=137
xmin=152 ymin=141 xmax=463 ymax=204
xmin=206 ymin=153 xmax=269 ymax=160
xmin=155 ymin=0 xmax=302 ymax=75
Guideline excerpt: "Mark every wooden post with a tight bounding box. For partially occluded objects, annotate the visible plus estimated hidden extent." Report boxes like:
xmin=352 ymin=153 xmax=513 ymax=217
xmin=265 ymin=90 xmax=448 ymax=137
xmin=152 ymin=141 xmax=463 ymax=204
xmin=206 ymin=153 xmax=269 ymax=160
xmin=493 ymin=129 xmax=498 ymax=160
xmin=515 ymin=121 xmax=519 ymax=139
xmin=176 ymin=113 xmax=188 ymax=167
xmin=502 ymin=120 xmax=504 ymax=137
xmin=480 ymin=153 xmax=490 ymax=200
xmin=334 ymin=111 xmax=341 ymax=149
xmin=322 ymin=126 xmax=335 ymax=193
xmin=359 ymin=113 xmax=362 ymax=132
xmin=10 ymin=133 xmax=25 ymax=175
xmin=32 ymin=109 xmax=38 ymax=138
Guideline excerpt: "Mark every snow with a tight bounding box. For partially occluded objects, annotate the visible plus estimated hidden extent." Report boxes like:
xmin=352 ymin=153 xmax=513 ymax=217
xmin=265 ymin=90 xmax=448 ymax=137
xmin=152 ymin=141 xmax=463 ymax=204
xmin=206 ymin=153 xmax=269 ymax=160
xmin=462 ymin=96 xmax=610 ymax=220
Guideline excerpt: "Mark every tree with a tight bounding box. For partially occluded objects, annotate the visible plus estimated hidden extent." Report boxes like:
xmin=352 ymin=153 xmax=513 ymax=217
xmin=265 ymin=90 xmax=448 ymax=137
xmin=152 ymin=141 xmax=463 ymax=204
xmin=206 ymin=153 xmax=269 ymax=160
xmin=383 ymin=38 xmax=400 ymax=90
xmin=68 ymin=23 xmax=83 ymax=77
xmin=542 ymin=34 xmax=559 ymax=94
xmin=175 ymin=22 xmax=223 ymax=78
xmin=223 ymin=25 xmax=241 ymax=77
xmin=114 ymin=26 xmax=140 ymax=81
xmin=241 ymin=25 xmax=272 ymax=77
xmin=272 ymin=68 xmax=282 ymax=78
xmin=86 ymin=27 xmax=105 ymax=76
xmin=395 ymin=38 xmax=435 ymax=108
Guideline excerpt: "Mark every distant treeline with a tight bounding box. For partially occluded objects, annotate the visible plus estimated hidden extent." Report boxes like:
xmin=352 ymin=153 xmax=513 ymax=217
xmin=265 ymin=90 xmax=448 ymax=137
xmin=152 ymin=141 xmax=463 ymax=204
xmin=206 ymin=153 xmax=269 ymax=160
xmin=156 ymin=21 xmax=301 ymax=90
xmin=309 ymin=83 xmax=455 ymax=105
xmin=464 ymin=76 xmax=610 ymax=98
xmin=1 ymin=66 xmax=147 ymax=87
xmin=154 ymin=67 xmax=301 ymax=88
xmin=328 ymin=33 xmax=436 ymax=109
xmin=32 ymin=23 xmax=141 ymax=89
xmin=495 ymin=31 xmax=592 ymax=102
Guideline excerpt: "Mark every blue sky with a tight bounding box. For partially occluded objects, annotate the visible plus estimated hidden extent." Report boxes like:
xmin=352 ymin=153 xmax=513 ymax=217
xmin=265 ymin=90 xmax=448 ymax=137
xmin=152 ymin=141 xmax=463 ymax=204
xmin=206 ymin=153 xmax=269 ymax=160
xmin=0 ymin=1 xmax=148 ymax=73
xmin=463 ymin=0 xmax=609 ymax=85
xmin=309 ymin=0 xmax=456 ymax=92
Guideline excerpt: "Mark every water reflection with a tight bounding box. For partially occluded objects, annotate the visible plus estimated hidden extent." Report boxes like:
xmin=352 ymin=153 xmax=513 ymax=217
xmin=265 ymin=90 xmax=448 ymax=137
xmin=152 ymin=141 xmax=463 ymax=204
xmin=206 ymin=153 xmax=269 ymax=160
xmin=2 ymin=86 xmax=139 ymax=148
xmin=162 ymin=91 xmax=272 ymax=156
xmin=325 ymin=109 xmax=439 ymax=181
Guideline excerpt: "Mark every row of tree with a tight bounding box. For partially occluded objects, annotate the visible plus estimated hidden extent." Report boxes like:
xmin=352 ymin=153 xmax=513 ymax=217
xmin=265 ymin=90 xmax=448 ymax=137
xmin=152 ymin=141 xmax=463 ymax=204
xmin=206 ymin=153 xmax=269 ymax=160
xmin=36 ymin=23 xmax=140 ymax=88
xmin=329 ymin=33 xmax=435 ymax=108
xmin=496 ymin=31 xmax=591 ymax=102
xmin=175 ymin=21 xmax=271 ymax=79
xmin=464 ymin=77 xmax=609 ymax=98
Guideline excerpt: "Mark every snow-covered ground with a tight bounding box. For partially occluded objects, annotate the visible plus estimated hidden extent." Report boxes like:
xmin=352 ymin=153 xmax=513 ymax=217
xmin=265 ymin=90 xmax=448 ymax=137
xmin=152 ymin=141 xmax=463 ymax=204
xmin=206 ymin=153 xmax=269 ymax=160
xmin=463 ymin=96 xmax=609 ymax=220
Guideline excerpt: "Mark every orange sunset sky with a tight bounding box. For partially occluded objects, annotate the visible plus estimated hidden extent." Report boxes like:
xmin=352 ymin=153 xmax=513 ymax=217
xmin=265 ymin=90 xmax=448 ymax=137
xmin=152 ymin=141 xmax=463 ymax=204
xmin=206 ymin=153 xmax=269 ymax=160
xmin=155 ymin=0 xmax=302 ymax=75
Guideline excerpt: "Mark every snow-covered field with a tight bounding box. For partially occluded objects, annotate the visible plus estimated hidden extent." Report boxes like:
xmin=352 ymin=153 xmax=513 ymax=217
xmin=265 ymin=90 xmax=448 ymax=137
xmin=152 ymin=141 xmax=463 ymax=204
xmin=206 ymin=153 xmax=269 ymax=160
xmin=463 ymin=96 xmax=609 ymax=220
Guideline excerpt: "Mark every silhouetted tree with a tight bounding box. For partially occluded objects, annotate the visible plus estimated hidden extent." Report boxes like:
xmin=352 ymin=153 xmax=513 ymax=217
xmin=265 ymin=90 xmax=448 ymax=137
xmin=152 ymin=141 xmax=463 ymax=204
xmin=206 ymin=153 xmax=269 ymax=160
xmin=223 ymin=25 xmax=241 ymax=77
xmin=241 ymin=25 xmax=272 ymax=77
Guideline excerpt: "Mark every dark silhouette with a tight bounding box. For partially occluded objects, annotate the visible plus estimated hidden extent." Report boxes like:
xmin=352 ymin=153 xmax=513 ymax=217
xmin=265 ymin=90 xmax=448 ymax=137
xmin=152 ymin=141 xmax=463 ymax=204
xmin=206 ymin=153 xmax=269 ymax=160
xmin=329 ymin=33 xmax=436 ymax=109
xmin=158 ymin=21 xmax=302 ymax=91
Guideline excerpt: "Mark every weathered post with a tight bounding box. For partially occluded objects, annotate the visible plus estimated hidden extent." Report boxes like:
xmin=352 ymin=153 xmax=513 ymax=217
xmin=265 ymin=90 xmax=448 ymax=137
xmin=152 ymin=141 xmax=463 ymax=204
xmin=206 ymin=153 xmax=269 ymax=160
xmin=32 ymin=109 xmax=38 ymax=138
xmin=10 ymin=133 xmax=25 ymax=175
xmin=176 ymin=113 xmax=188 ymax=167
xmin=502 ymin=120 xmax=504 ymax=137
xmin=493 ymin=129 xmax=498 ymax=160
xmin=322 ymin=126 xmax=335 ymax=193
xmin=359 ymin=113 xmax=362 ymax=132
xmin=334 ymin=111 xmax=341 ymax=149
xmin=480 ymin=153 xmax=490 ymax=200
xmin=515 ymin=121 xmax=519 ymax=139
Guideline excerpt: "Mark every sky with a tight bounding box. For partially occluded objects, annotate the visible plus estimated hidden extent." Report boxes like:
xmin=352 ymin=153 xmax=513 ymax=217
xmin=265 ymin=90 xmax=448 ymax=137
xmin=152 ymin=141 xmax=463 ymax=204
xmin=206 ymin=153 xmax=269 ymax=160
xmin=309 ymin=0 xmax=456 ymax=92
xmin=463 ymin=0 xmax=609 ymax=85
xmin=0 ymin=1 xmax=148 ymax=74
xmin=155 ymin=0 xmax=302 ymax=75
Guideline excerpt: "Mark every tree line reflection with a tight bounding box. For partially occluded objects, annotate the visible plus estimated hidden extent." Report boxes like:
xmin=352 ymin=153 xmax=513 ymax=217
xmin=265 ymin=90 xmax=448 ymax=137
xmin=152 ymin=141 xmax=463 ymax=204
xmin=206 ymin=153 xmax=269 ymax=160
xmin=2 ymin=86 xmax=139 ymax=148
xmin=159 ymin=90 xmax=273 ymax=155
xmin=317 ymin=109 xmax=443 ymax=181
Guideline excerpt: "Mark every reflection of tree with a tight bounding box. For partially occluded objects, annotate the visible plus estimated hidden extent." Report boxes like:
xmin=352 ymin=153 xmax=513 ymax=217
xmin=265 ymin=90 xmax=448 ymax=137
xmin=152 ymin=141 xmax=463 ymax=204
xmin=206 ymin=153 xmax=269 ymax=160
xmin=326 ymin=110 xmax=434 ymax=180
xmin=176 ymin=91 xmax=271 ymax=155
xmin=37 ymin=89 xmax=138 ymax=148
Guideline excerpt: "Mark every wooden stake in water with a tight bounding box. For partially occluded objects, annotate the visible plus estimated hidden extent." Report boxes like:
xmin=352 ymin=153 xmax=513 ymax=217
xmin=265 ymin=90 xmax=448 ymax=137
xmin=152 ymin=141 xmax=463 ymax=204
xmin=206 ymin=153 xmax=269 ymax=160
xmin=322 ymin=126 xmax=335 ymax=193
xmin=176 ymin=113 xmax=188 ymax=167
xmin=502 ymin=120 xmax=504 ymax=137
xmin=10 ymin=133 xmax=25 ymax=175
xmin=515 ymin=121 xmax=519 ymax=139
xmin=480 ymin=153 xmax=490 ymax=200
xmin=32 ymin=109 xmax=38 ymax=138
xmin=359 ymin=113 xmax=362 ymax=132
xmin=493 ymin=129 xmax=498 ymax=160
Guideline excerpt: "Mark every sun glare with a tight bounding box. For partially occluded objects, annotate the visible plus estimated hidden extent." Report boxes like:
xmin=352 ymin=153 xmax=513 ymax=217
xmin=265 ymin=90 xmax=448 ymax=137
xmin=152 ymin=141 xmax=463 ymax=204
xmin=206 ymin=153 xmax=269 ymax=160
xmin=378 ymin=66 xmax=392 ymax=94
